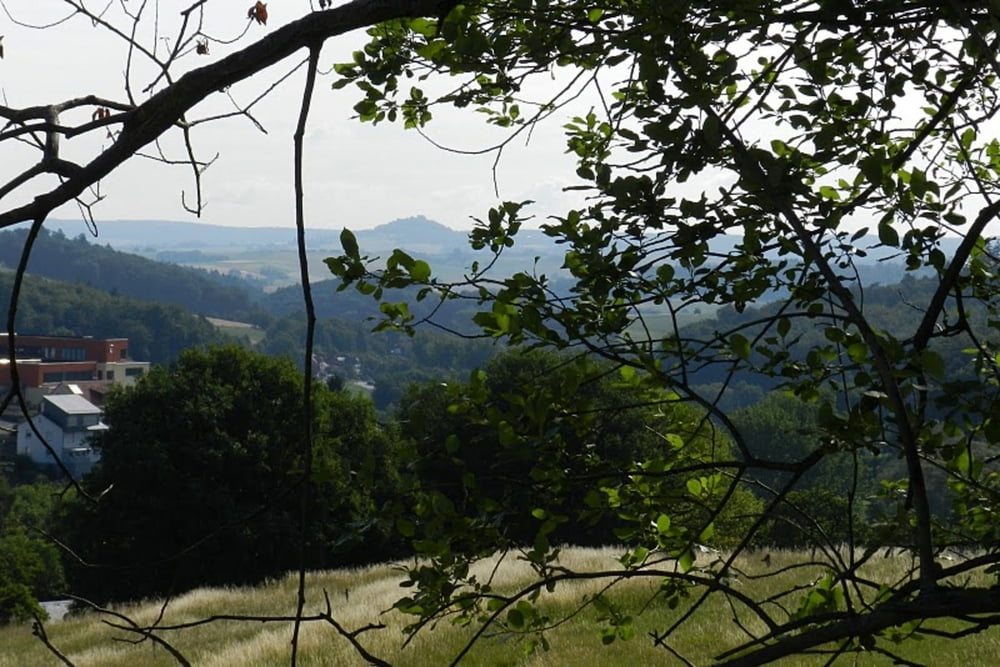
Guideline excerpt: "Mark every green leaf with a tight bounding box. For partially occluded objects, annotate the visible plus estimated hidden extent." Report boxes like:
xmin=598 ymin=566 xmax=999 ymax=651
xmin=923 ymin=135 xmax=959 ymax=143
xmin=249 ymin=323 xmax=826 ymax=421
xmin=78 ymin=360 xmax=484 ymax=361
xmin=877 ymin=221 xmax=899 ymax=247
xmin=983 ymin=418 xmax=1000 ymax=443
xmin=953 ymin=448 xmax=973 ymax=476
xmin=619 ymin=365 xmax=637 ymax=383
xmin=703 ymin=115 xmax=721 ymax=149
xmin=396 ymin=519 xmax=416 ymax=537
xmin=920 ymin=350 xmax=945 ymax=379
xmin=677 ymin=548 xmax=694 ymax=573
xmin=777 ymin=317 xmax=791 ymax=338
xmin=410 ymin=259 xmax=432 ymax=282
xmin=819 ymin=185 xmax=840 ymax=200
xmin=860 ymin=153 xmax=885 ymax=185
xmin=730 ymin=334 xmax=751 ymax=360
xmin=407 ymin=17 xmax=437 ymax=38
xmin=340 ymin=229 xmax=360 ymax=258
xmin=960 ymin=127 xmax=976 ymax=150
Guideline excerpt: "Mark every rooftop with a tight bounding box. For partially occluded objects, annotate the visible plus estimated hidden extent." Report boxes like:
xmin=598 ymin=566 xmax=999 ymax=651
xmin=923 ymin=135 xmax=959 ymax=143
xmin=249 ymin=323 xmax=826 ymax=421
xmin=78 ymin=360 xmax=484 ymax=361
xmin=44 ymin=394 xmax=102 ymax=415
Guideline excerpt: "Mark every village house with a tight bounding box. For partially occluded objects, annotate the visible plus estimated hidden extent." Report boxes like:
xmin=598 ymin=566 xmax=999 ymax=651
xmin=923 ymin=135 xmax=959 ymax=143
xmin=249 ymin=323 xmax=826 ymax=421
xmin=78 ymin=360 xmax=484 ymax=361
xmin=17 ymin=389 xmax=107 ymax=477
xmin=0 ymin=334 xmax=148 ymax=477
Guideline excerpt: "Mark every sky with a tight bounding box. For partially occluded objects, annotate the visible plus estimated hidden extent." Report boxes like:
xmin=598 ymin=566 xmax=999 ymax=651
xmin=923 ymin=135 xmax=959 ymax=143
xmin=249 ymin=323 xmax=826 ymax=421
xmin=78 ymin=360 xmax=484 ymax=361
xmin=3 ymin=3 xmax=989 ymax=242
xmin=0 ymin=1 xmax=587 ymax=231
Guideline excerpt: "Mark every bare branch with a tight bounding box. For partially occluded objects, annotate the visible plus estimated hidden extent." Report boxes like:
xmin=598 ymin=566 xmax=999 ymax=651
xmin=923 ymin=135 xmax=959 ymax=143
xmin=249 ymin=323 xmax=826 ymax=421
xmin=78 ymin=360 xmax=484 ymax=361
xmin=0 ymin=0 xmax=469 ymax=229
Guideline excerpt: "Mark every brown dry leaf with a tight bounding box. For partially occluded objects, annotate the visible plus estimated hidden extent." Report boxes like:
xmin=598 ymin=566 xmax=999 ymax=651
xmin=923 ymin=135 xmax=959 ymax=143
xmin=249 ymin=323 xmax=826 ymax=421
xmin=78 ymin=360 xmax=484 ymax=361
xmin=247 ymin=1 xmax=268 ymax=25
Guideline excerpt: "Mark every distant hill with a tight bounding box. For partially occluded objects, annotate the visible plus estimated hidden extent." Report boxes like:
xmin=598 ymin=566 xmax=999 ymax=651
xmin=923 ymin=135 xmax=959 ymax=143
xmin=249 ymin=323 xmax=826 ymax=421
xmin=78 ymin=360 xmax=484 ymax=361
xmin=48 ymin=219 xmax=327 ymax=250
xmin=48 ymin=216 xmax=468 ymax=253
xmin=42 ymin=215 xmax=965 ymax=298
xmin=263 ymin=277 xmax=485 ymax=335
xmin=48 ymin=215 xmax=965 ymax=261
xmin=349 ymin=216 xmax=467 ymax=254
xmin=47 ymin=215 xmax=558 ymax=255
xmin=0 ymin=227 xmax=268 ymax=324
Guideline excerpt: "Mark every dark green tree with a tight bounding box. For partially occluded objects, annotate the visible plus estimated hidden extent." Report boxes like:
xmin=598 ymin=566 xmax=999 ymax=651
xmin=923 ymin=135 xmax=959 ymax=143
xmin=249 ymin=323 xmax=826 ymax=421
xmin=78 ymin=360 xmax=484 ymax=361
xmin=56 ymin=346 xmax=400 ymax=604
xmin=731 ymin=393 xmax=875 ymax=547
xmin=0 ymin=479 xmax=67 ymax=624
xmin=395 ymin=349 xmax=759 ymax=550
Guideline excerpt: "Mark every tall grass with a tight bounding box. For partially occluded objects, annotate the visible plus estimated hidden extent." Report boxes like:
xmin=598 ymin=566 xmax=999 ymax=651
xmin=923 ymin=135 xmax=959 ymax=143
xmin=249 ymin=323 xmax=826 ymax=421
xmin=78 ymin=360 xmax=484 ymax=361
xmin=2 ymin=547 xmax=998 ymax=666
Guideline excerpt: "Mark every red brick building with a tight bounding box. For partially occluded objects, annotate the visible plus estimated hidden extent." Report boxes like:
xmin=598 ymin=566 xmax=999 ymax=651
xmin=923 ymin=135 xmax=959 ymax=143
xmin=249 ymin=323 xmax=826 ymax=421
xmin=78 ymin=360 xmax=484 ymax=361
xmin=0 ymin=334 xmax=149 ymax=406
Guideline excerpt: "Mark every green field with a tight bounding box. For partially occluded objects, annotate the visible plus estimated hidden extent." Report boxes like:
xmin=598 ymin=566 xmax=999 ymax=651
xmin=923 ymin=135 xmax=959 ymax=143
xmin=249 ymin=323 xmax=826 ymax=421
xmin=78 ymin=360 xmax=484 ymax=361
xmin=207 ymin=317 xmax=267 ymax=346
xmin=3 ymin=547 xmax=998 ymax=666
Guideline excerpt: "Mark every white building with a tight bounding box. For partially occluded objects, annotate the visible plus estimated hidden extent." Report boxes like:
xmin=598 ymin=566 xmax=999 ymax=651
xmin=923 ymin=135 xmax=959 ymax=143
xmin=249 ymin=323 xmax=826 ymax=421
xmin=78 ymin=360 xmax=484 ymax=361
xmin=17 ymin=393 xmax=107 ymax=477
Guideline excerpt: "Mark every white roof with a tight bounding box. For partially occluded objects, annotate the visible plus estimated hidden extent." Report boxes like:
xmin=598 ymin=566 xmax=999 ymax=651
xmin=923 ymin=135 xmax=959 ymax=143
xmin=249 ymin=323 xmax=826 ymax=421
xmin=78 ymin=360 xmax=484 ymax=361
xmin=43 ymin=394 xmax=101 ymax=415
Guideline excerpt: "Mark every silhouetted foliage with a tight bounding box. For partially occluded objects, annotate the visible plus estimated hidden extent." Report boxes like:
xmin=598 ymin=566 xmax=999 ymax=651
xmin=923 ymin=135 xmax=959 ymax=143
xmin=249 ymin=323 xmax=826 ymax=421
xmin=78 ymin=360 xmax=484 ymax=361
xmin=395 ymin=350 xmax=761 ymax=549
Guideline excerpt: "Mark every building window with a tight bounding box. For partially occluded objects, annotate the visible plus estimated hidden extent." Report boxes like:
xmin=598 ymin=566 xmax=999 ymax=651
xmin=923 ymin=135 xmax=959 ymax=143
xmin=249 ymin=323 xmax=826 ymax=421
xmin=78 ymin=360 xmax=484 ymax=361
xmin=125 ymin=367 xmax=143 ymax=377
xmin=44 ymin=370 xmax=94 ymax=383
xmin=60 ymin=347 xmax=85 ymax=361
xmin=106 ymin=370 xmax=115 ymax=381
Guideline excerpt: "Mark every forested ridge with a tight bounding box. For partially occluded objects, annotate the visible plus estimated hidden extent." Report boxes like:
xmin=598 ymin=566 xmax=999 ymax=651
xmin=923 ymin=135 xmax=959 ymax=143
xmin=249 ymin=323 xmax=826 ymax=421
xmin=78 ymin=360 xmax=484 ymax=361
xmin=684 ymin=274 xmax=985 ymax=410
xmin=8 ymin=222 xmax=966 ymax=418
xmin=1 ymin=224 xmax=974 ymax=412
xmin=0 ymin=270 xmax=223 ymax=363
xmin=0 ymin=228 xmax=268 ymax=325
xmin=0 ymin=221 xmax=953 ymax=412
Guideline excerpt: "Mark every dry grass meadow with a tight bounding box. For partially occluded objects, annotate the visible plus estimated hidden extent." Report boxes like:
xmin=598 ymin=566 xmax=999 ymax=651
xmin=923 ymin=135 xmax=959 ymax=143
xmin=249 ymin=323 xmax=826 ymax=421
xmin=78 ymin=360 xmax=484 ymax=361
xmin=2 ymin=547 xmax=999 ymax=666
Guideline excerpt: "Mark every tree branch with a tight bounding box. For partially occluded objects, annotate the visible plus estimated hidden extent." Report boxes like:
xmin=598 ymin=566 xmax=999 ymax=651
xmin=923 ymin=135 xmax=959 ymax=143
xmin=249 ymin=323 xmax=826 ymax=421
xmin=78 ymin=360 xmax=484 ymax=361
xmin=0 ymin=0 xmax=460 ymax=229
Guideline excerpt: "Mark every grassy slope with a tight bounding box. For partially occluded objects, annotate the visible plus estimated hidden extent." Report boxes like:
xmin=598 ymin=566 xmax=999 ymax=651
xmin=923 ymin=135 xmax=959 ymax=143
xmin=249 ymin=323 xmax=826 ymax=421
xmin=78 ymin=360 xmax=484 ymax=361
xmin=3 ymin=548 xmax=999 ymax=666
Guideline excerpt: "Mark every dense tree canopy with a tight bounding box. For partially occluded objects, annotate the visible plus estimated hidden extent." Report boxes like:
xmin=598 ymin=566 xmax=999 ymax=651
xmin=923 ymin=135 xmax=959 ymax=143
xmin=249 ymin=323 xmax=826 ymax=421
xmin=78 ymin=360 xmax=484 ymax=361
xmin=394 ymin=349 xmax=760 ymax=550
xmin=56 ymin=346 xmax=401 ymax=604
xmin=0 ymin=477 xmax=66 ymax=624
xmin=5 ymin=0 xmax=1000 ymax=665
